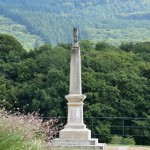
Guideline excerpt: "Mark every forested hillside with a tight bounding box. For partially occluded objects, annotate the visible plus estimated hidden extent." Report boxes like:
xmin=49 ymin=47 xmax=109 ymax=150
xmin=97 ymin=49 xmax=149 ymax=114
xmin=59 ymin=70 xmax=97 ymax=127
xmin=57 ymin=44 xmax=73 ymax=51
xmin=0 ymin=15 xmax=44 ymax=50
xmin=0 ymin=0 xmax=150 ymax=45
xmin=0 ymin=0 xmax=150 ymax=145
xmin=0 ymin=34 xmax=149 ymax=145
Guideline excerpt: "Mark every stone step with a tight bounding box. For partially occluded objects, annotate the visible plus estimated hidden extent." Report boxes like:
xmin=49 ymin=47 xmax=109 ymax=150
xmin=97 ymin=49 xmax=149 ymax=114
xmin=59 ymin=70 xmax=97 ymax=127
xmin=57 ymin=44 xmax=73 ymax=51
xmin=49 ymin=138 xmax=106 ymax=149
xmin=52 ymin=145 xmax=105 ymax=149
xmin=53 ymin=138 xmax=98 ymax=146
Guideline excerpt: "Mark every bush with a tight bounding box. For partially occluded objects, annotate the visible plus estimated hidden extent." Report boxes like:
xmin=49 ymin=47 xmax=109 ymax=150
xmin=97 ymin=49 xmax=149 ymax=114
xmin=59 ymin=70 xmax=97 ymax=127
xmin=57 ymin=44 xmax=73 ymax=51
xmin=110 ymin=135 xmax=136 ymax=145
xmin=110 ymin=135 xmax=123 ymax=144
xmin=0 ymin=108 xmax=63 ymax=150
xmin=124 ymin=136 xmax=136 ymax=145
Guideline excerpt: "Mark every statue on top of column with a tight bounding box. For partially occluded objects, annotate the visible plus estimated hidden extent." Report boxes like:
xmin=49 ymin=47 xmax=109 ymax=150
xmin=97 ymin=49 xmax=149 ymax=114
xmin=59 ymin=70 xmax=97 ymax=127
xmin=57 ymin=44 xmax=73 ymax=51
xmin=73 ymin=27 xmax=78 ymax=45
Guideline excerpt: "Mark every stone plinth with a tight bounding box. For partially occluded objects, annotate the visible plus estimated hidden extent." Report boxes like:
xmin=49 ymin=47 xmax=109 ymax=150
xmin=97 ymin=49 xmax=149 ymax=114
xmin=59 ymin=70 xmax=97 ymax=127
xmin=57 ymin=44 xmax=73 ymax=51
xmin=52 ymin=139 xmax=106 ymax=149
xmin=59 ymin=94 xmax=91 ymax=140
xmin=59 ymin=129 xmax=91 ymax=140
xmin=53 ymin=93 xmax=106 ymax=149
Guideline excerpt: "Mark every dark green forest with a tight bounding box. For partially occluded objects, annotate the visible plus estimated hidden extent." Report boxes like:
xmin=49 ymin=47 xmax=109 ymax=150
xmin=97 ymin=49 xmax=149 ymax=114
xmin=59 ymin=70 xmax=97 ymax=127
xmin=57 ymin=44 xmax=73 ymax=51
xmin=0 ymin=0 xmax=150 ymax=45
xmin=0 ymin=34 xmax=149 ymax=145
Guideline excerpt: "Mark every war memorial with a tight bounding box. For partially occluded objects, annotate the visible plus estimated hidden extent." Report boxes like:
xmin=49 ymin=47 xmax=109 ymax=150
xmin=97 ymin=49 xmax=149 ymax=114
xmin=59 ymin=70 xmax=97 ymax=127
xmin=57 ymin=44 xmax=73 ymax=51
xmin=53 ymin=28 xmax=106 ymax=149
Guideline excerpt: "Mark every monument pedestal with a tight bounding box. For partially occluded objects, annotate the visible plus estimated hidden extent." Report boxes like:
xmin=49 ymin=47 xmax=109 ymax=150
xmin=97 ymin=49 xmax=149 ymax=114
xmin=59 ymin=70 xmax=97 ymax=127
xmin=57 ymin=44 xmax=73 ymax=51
xmin=59 ymin=94 xmax=91 ymax=140
xmin=59 ymin=128 xmax=91 ymax=140
xmin=52 ymin=94 xmax=106 ymax=149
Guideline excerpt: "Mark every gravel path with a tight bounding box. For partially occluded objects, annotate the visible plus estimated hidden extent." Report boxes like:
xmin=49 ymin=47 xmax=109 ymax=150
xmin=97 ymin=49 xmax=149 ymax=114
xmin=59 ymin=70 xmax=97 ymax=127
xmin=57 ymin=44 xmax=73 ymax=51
xmin=118 ymin=147 xmax=128 ymax=150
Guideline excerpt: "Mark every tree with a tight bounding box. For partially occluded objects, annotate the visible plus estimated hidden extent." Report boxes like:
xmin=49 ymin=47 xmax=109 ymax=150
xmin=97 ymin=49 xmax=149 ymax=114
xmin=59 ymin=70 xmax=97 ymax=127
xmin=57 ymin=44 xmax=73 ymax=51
xmin=0 ymin=34 xmax=25 ymax=59
xmin=0 ymin=35 xmax=149 ymax=145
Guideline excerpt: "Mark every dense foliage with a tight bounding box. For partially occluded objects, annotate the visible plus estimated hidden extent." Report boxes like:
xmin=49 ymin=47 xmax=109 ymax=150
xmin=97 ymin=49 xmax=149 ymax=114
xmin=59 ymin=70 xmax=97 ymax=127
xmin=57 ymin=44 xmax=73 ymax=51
xmin=0 ymin=34 xmax=149 ymax=145
xmin=0 ymin=15 xmax=44 ymax=50
xmin=0 ymin=0 xmax=150 ymax=45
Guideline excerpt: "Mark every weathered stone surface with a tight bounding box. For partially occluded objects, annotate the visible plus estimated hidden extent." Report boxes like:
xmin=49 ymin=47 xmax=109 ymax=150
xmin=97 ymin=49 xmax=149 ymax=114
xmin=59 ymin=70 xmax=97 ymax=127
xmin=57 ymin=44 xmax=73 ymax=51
xmin=53 ymin=28 xmax=106 ymax=149
xmin=59 ymin=94 xmax=91 ymax=140
xmin=52 ymin=138 xmax=106 ymax=149
xmin=54 ymin=138 xmax=98 ymax=146
xmin=65 ymin=94 xmax=86 ymax=128
xmin=59 ymin=128 xmax=91 ymax=140
xmin=69 ymin=45 xmax=82 ymax=94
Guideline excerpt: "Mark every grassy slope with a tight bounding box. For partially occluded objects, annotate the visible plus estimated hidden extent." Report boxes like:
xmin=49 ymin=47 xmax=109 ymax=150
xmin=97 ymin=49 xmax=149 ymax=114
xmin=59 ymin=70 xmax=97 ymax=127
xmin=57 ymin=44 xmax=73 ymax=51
xmin=0 ymin=15 xmax=44 ymax=51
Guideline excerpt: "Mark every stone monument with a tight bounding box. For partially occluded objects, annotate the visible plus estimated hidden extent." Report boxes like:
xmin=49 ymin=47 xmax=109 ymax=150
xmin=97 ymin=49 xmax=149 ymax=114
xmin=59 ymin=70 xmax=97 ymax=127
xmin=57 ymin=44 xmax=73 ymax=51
xmin=53 ymin=28 xmax=106 ymax=149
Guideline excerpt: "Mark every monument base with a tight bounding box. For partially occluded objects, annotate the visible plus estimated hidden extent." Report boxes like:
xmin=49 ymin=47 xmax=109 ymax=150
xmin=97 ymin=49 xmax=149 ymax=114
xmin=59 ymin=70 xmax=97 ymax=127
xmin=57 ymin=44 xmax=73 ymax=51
xmin=51 ymin=138 xmax=106 ymax=149
xmin=59 ymin=127 xmax=91 ymax=140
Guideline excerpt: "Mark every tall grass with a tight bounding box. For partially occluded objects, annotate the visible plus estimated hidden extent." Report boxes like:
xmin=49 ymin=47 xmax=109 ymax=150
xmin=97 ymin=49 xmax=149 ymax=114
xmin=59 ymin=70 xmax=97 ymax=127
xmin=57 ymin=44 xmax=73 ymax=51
xmin=0 ymin=108 xmax=62 ymax=150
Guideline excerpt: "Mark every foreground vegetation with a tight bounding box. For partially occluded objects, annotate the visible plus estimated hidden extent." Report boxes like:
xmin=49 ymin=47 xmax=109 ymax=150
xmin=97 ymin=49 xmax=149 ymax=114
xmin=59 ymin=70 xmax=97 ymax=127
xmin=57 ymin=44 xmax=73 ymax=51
xmin=0 ymin=109 xmax=46 ymax=150
xmin=0 ymin=108 xmax=149 ymax=150
xmin=0 ymin=108 xmax=64 ymax=150
xmin=0 ymin=34 xmax=149 ymax=145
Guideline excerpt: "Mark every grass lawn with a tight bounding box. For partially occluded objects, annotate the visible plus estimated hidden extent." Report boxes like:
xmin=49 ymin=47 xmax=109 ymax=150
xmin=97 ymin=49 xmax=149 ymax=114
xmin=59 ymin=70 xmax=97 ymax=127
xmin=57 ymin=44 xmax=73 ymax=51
xmin=105 ymin=145 xmax=150 ymax=150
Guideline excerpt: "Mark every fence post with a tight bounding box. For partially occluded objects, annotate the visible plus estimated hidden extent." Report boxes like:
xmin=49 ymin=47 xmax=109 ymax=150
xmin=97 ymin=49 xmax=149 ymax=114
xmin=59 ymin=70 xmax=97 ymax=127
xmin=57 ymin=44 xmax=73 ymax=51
xmin=122 ymin=118 xmax=125 ymax=144
xmin=91 ymin=117 xmax=93 ymax=136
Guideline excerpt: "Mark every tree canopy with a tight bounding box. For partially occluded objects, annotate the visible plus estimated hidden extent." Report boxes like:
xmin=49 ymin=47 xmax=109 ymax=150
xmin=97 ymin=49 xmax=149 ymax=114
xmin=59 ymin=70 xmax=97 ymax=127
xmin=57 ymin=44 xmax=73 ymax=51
xmin=0 ymin=35 xmax=149 ymax=145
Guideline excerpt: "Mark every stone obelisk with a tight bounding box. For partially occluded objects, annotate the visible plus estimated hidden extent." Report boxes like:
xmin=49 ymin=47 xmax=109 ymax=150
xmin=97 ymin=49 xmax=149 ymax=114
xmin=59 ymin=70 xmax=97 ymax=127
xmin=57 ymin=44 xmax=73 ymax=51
xmin=54 ymin=28 xmax=106 ymax=149
xmin=59 ymin=27 xmax=90 ymax=140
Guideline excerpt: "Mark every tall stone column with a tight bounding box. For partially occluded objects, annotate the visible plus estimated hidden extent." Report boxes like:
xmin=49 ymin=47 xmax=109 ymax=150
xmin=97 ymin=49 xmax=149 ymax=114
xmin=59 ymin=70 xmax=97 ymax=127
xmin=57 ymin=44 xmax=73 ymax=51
xmin=53 ymin=28 xmax=106 ymax=149
xmin=59 ymin=27 xmax=91 ymax=140
xmin=69 ymin=28 xmax=82 ymax=95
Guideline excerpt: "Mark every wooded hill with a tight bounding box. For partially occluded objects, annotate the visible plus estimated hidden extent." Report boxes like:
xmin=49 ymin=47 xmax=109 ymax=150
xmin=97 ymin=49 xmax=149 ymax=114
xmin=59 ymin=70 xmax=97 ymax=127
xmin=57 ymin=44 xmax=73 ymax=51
xmin=0 ymin=15 xmax=44 ymax=50
xmin=0 ymin=0 xmax=150 ymax=45
xmin=0 ymin=34 xmax=149 ymax=145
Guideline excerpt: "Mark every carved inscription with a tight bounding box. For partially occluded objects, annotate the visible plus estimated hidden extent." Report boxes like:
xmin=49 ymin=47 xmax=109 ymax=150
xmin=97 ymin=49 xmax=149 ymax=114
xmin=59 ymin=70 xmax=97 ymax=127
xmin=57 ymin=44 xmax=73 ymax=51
xmin=69 ymin=107 xmax=81 ymax=123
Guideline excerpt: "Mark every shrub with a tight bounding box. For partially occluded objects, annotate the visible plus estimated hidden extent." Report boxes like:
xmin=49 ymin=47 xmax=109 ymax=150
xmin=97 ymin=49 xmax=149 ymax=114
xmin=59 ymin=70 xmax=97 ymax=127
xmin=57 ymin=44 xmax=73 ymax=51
xmin=124 ymin=136 xmax=136 ymax=145
xmin=0 ymin=108 xmax=63 ymax=150
xmin=110 ymin=135 xmax=123 ymax=144
xmin=110 ymin=135 xmax=136 ymax=145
